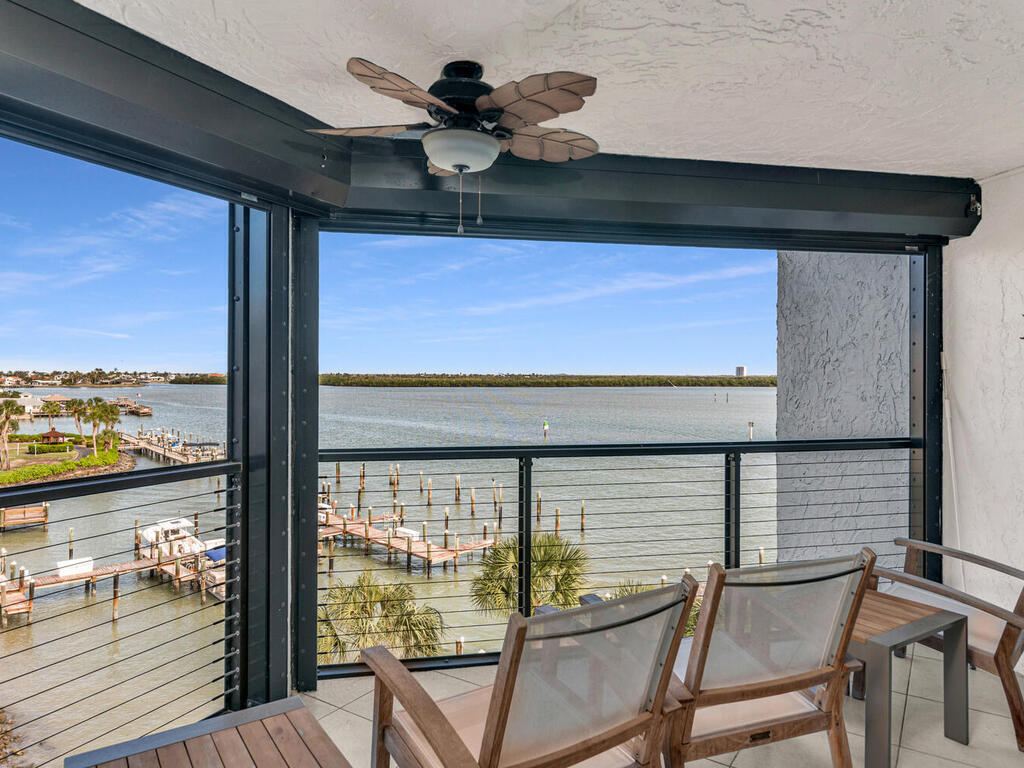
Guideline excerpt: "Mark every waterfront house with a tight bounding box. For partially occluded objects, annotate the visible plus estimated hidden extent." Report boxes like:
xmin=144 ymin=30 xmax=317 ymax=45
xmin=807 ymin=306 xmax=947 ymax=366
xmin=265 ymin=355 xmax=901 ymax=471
xmin=1 ymin=2 xmax=1023 ymax=767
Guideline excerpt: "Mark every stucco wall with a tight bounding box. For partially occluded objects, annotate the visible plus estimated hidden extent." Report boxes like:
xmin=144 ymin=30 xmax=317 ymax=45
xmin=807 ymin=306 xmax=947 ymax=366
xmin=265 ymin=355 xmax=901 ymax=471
xmin=942 ymin=170 xmax=1024 ymax=648
xmin=776 ymin=251 xmax=909 ymax=566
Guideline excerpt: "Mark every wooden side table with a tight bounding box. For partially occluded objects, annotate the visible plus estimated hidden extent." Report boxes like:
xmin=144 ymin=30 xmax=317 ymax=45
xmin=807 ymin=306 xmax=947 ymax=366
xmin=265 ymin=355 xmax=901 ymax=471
xmin=848 ymin=590 xmax=968 ymax=768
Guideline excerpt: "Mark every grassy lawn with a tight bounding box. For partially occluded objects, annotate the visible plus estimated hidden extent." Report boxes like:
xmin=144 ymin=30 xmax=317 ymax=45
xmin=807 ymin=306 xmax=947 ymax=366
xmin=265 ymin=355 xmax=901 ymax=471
xmin=3 ymin=443 xmax=77 ymax=469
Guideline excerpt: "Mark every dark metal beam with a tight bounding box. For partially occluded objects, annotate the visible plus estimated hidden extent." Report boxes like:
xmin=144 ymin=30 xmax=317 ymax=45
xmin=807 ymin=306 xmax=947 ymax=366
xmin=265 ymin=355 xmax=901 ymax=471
xmin=909 ymin=247 xmax=944 ymax=581
xmin=319 ymin=437 xmax=915 ymax=463
xmin=0 ymin=460 xmax=240 ymax=507
xmin=291 ymin=214 xmax=320 ymax=692
xmin=324 ymin=139 xmax=982 ymax=250
xmin=0 ymin=0 xmax=347 ymax=212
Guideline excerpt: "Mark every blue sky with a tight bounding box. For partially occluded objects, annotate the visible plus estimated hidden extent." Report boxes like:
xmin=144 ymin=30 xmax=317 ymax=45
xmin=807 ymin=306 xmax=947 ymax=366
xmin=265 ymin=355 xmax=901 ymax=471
xmin=1 ymin=137 xmax=778 ymax=374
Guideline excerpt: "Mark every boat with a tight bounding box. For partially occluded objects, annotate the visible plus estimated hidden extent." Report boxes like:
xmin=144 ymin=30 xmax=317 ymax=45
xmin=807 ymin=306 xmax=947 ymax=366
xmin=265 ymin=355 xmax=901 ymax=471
xmin=139 ymin=518 xmax=228 ymax=600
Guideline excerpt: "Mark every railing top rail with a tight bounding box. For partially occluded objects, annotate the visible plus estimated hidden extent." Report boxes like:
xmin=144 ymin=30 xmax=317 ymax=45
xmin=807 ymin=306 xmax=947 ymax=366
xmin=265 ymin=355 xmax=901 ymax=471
xmin=318 ymin=436 xmax=916 ymax=463
xmin=0 ymin=459 xmax=242 ymax=507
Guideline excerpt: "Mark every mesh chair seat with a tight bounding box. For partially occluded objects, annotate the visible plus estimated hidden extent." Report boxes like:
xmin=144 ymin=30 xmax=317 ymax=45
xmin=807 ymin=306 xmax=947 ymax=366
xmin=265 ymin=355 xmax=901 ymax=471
xmin=881 ymin=581 xmax=1010 ymax=656
xmin=672 ymin=634 xmax=822 ymax=738
xmin=391 ymin=683 xmax=652 ymax=768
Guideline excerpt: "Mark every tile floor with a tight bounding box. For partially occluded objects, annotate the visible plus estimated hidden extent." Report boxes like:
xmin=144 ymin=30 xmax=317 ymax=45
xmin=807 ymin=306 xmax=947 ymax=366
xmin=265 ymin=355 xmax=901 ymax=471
xmin=300 ymin=644 xmax=1024 ymax=767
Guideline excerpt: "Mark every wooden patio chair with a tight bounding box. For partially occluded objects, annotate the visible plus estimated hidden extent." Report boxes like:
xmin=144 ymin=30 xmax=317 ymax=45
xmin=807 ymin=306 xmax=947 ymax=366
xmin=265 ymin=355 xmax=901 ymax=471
xmin=869 ymin=537 xmax=1024 ymax=751
xmin=362 ymin=575 xmax=699 ymax=768
xmin=664 ymin=549 xmax=876 ymax=767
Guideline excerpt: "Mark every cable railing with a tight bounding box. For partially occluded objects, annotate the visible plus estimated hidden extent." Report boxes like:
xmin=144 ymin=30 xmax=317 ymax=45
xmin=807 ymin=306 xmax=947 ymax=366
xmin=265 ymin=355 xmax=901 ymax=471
xmin=314 ymin=437 xmax=917 ymax=677
xmin=0 ymin=467 xmax=240 ymax=768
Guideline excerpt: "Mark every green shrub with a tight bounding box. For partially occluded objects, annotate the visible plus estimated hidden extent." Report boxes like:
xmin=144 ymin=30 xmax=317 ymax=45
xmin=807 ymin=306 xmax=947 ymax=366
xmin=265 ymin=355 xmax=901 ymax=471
xmin=0 ymin=450 xmax=118 ymax=485
xmin=9 ymin=433 xmax=84 ymax=445
xmin=26 ymin=443 xmax=75 ymax=454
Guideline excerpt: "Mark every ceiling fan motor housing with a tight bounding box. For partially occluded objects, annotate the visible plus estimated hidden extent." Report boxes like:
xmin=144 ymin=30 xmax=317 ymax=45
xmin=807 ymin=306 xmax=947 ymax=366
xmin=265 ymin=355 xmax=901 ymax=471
xmin=427 ymin=60 xmax=503 ymax=127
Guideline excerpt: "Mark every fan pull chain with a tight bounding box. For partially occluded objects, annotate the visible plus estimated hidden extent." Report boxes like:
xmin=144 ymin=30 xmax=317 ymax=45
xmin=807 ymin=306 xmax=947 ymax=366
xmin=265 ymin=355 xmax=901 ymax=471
xmin=457 ymin=169 xmax=464 ymax=235
xmin=477 ymin=174 xmax=483 ymax=225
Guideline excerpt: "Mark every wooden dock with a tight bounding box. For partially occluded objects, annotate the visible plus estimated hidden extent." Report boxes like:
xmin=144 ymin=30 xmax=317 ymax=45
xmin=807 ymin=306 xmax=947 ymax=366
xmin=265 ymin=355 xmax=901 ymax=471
xmin=318 ymin=511 xmax=494 ymax=576
xmin=0 ymin=550 xmax=226 ymax=626
xmin=0 ymin=504 xmax=49 ymax=531
xmin=120 ymin=431 xmax=226 ymax=464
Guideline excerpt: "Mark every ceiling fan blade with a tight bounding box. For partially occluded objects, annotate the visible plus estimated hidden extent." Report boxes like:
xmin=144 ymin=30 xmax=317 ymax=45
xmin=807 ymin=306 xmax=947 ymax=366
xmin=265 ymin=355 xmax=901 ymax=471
xmin=477 ymin=72 xmax=596 ymax=129
xmin=506 ymin=126 xmax=598 ymax=162
xmin=348 ymin=57 xmax=456 ymax=114
xmin=427 ymin=160 xmax=458 ymax=177
xmin=307 ymin=123 xmax=432 ymax=137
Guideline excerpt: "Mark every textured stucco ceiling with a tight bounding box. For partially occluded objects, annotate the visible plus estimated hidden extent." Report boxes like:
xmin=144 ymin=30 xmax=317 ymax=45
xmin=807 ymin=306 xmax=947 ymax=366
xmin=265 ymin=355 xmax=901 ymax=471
xmin=76 ymin=0 xmax=1024 ymax=179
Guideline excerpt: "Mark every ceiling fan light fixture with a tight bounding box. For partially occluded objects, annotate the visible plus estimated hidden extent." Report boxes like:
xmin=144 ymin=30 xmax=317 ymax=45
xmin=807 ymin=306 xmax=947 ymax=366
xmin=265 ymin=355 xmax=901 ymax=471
xmin=422 ymin=127 xmax=501 ymax=173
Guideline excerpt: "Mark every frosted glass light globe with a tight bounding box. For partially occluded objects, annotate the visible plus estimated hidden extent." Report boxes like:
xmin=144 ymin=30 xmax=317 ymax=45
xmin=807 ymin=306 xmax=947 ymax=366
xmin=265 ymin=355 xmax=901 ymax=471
xmin=422 ymin=128 xmax=501 ymax=173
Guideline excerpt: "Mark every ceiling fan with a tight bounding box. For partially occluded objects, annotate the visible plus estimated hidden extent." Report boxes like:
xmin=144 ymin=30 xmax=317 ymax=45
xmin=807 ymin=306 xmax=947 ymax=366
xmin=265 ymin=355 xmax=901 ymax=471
xmin=309 ymin=58 xmax=599 ymax=231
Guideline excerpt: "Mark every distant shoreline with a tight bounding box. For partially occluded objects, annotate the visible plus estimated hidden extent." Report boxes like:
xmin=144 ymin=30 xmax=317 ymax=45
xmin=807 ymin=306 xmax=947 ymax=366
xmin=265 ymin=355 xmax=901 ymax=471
xmin=318 ymin=374 xmax=777 ymax=387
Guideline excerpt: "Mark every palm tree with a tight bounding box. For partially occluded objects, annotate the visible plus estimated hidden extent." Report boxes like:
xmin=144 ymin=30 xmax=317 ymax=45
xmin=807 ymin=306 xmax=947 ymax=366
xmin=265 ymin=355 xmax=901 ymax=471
xmin=101 ymin=404 xmax=120 ymax=445
xmin=317 ymin=572 xmax=446 ymax=663
xmin=66 ymin=398 xmax=87 ymax=442
xmin=0 ymin=400 xmax=25 ymax=471
xmin=86 ymin=397 xmax=106 ymax=455
xmin=40 ymin=401 xmax=61 ymax=431
xmin=471 ymin=532 xmax=588 ymax=616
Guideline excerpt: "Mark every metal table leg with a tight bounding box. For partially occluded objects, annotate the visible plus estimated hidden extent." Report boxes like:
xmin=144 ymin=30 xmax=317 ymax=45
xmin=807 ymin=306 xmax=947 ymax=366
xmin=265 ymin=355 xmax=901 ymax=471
xmin=943 ymin=615 xmax=969 ymax=744
xmin=862 ymin=640 xmax=893 ymax=768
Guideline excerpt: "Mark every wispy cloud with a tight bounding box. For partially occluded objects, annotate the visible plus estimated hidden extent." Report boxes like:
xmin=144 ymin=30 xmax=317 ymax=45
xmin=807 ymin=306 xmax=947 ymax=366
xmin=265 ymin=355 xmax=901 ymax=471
xmin=14 ymin=191 xmax=223 ymax=284
xmin=460 ymin=262 xmax=776 ymax=316
xmin=41 ymin=325 xmax=131 ymax=339
xmin=0 ymin=212 xmax=28 ymax=230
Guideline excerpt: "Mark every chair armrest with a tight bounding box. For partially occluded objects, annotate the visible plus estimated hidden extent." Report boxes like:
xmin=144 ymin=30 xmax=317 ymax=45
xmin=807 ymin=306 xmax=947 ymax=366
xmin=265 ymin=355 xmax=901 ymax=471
xmin=875 ymin=567 xmax=1024 ymax=630
xmin=667 ymin=677 xmax=695 ymax=706
xmin=361 ymin=647 xmax=480 ymax=768
xmin=842 ymin=655 xmax=864 ymax=674
xmin=579 ymin=594 xmax=604 ymax=605
xmin=894 ymin=538 xmax=1024 ymax=582
xmin=533 ymin=604 xmax=561 ymax=615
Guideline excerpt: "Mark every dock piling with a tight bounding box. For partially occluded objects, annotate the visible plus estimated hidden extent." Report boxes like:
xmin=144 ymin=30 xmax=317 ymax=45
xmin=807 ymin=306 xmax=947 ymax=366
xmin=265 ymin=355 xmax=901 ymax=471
xmin=400 ymin=503 xmax=406 ymax=525
xmin=112 ymin=572 xmax=120 ymax=621
xmin=335 ymin=462 xmax=341 ymax=488
xmin=174 ymin=556 xmax=181 ymax=593
xmin=555 ymin=507 xmax=560 ymax=536
xmin=536 ymin=492 xmax=541 ymax=524
xmin=427 ymin=478 xmax=432 ymax=507
xmin=453 ymin=533 xmax=459 ymax=572
xmin=328 ymin=537 xmax=336 ymax=574
xmin=18 ymin=567 xmax=25 ymax=590
xmin=1 ymin=583 xmax=7 ymax=628
xmin=364 ymin=522 xmax=370 ymax=554
xmin=455 ymin=475 xmax=461 ymax=502
xmin=581 ymin=500 xmax=586 ymax=533
xmin=199 ymin=558 xmax=207 ymax=605
xmin=68 ymin=527 xmax=74 ymax=560
xmin=419 ymin=471 xmax=423 ymax=493
xmin=27 ymin=579 xmax=35 ymax=623
xmin=405 ymin=537 xmax=412 ymax=572
xmin=134 ymin=520 xmax=141 ymax=559
xmin=498 ymin=484 xmax=503 ymax=528
xmin=470 ymin=488 xmax=476 ymax=516
xmin=426 ymin=541 xmax=432 ymax=578
xmin=386 ymin=529 xmax=393 ymax=563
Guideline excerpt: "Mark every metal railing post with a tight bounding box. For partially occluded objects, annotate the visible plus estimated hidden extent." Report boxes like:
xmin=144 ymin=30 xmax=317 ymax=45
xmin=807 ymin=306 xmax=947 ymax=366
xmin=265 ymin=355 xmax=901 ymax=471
xmin=724 ymin=451 xmax=742 ymax=569
xmin=517 ymin=456 xmax=532 ymax=618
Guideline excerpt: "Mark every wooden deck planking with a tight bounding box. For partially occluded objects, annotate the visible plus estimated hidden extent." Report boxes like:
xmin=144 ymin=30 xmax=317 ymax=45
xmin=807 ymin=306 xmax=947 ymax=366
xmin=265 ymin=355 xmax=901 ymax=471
xmin=183 ymin=735 xmax=224 ymax=768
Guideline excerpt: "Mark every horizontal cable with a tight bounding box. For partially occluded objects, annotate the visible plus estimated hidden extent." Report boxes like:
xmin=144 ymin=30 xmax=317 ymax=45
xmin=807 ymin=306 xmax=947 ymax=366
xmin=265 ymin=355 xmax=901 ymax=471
xmin=42 ymin=675 xmax=235 ymax=766
xmin=1 ymin=617 xmax=232 ymax=709
xmin=0 ymin=606 xmax=232 ymax=691
xmin=13 ymin=522 xmax=237 ymax=579
xmin=5 ymin=486 xmax=237 ymax=528
xmin=11 ymin=638 xmax=234 ymax=732
xmin=18 ymin=657 xmax=237 ymax=756
xmin=4 ymin=505 xmax=236 ymax=557
xmin=1 ymin=578 xmax=237 ymax=661
xmin=0 ymin=560 xmax=236 ymax=637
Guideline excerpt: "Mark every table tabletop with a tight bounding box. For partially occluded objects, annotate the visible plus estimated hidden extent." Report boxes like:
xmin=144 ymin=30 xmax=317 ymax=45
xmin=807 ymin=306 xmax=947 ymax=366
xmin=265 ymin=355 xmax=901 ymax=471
xmin=852 ymin=588 xmax=943 ymax=645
